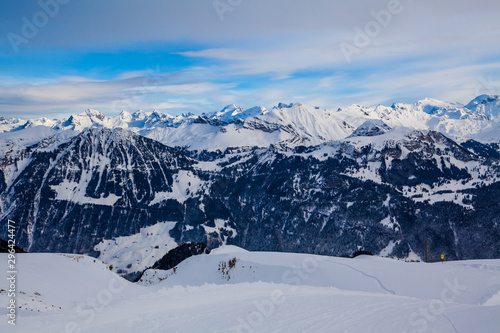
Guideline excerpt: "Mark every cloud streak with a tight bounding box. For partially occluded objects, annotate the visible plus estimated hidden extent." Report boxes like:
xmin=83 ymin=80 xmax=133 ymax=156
xmin=0 ymin=0 xmax=499 ymax=118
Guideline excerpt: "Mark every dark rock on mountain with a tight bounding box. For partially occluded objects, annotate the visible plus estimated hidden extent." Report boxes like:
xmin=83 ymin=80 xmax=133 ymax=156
xmin=351 ymin=250 xmax=373 ymax=258
xmin=131 ymin=242 xmax=209 ymax=282
xmin=152 ymin=242 xmax=209 ymax=271
xmin=460 ymin=139 xmax=500 ymax=158
xmin=349 ymin=120 xmax=391 ymax=137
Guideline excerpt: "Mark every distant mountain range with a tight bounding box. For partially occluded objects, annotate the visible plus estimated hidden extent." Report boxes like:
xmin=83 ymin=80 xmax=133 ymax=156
xmin=1 ymin=94 xmax=499 ymax=279
xmin=1 ymin=94 xmax=500 ymax=153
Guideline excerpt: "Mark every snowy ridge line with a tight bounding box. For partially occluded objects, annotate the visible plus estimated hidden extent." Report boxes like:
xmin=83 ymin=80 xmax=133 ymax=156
xmin=0 ymin=94 xmax=499 ymax=155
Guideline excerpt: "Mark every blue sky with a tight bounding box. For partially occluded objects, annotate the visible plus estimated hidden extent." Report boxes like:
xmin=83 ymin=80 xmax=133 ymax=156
xmin=1 ymin=0 xmax=500 ymax=118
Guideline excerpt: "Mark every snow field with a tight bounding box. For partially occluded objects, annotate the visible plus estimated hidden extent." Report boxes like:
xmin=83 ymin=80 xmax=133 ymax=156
xmin=0 ymin=247 xmax=499 ymax=332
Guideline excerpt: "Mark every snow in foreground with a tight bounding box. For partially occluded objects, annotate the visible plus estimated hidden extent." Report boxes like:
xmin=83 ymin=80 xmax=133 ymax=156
xmin=1 ymin=246 xmax=499 ymax=332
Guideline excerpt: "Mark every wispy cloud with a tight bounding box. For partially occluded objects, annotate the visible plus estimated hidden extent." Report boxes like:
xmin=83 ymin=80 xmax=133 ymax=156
xmin=0 ymin=71 xmax=237 ymax=118
xmin=0 ymin=0 xmax=499 ymax=118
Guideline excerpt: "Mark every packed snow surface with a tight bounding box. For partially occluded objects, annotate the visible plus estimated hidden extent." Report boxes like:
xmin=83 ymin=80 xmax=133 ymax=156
xmin=1 ymin=247 xmax=499 ymax=332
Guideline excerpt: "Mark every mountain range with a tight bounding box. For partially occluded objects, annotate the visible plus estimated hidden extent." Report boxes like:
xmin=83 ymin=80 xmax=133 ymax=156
xmin=1 ymin=94 xmax=499 ymax=280
xmin=2 ymin=94 xmax=500 ymax=152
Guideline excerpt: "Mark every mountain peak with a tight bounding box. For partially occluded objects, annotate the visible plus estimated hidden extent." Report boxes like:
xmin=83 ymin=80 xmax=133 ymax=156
xmin=465 ymin=94 xmax=500 ymax=108
xmin=348 ymin=119 xmax=391 ymax=138
xmin=83 ymin=109 xmax=106 ymax=121
xmin=118 ymin=110 xmax=132 ymax=121
xmin=275 ymin=102 xmax=294 ymax=109
xmin=465 ymin=94 xmax=500 ymax=119
xmin=59 ymin=109 xmax=106 ymax=130
xmin=211 ymin=104 xmax=245 ymax=122
xmin=415 ymin=98 xmax=460 ymax=114
xmin=132 ymin=110 xmax=149 ymax=119
xmin=221 ymin=104 xmax=239 ymax=112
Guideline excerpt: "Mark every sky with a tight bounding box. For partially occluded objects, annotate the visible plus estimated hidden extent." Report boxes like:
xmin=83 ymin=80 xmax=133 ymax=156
xmin=0 ymin=0 xmax=500 ymax=119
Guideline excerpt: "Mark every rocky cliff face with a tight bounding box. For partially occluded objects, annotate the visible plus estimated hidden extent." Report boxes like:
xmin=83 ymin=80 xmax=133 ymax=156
xmin=0 ymin=128 xmax=194 ymax=253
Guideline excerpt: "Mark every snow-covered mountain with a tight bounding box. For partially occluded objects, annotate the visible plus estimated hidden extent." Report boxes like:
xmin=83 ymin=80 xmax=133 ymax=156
xmin=465 ymin=94 xmax=500 ymax=119
xmin=1 ymin=94 xmax=500 ymax=280
xmin=1 ymin=95 xmax=500 ymax=154
xmin=348 ymin=119 xmax=391 ymax=137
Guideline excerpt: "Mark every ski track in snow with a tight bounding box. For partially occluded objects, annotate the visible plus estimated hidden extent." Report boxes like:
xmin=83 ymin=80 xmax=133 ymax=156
xmin=322 ymin=258 xmax=396 ymax=295
xmin=442 ymin=313 xmax=459 ymax=333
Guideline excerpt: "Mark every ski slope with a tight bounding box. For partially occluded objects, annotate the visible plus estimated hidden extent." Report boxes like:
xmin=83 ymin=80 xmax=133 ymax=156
xmin=0 ymin=247 xmax=499 ymax=332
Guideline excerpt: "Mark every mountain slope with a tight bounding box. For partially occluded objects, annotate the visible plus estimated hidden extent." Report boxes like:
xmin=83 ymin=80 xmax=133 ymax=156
xmin=2 ymin=125 xmax=499 ymax=276
xmin=0 ymin=128 xmax=196 ymax=254
xmin=465 ymin=94 xmax=500 ymax=120
xmin=0 ymin=95 xmax=500 ymax=277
